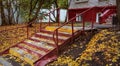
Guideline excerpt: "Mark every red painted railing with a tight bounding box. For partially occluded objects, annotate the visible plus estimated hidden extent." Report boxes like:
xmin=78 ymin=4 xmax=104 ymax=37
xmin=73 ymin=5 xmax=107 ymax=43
xmin=39 ymin=8 xmax=60 ymax=30
xmin=53 ymin=7 xmax=95 ymax=54
xmin=99 ymin=6 xmax=116 ymax=24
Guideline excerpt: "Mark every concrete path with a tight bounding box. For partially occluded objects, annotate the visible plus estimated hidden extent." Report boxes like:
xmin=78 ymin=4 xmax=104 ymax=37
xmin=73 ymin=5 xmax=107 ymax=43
xmin=0 ymin=57 xmax=13 ymax=66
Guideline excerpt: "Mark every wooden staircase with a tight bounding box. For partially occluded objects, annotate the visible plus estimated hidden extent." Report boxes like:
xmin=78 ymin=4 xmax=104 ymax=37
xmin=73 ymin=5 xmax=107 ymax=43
xmin=0 ymin=7 xmax=95 ymax=66
xmin=8 ymin=26 xmax=80 ymax=66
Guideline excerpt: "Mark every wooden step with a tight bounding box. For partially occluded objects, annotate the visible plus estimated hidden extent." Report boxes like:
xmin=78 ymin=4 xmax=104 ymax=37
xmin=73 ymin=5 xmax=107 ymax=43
xmin=21 ymin=42 xmax=49 ymax=52
xmin=9 ymin=47 xmax=40 ymax=66
xmin=40 ymin=29 xmax=71 ymax=37
xmin=18 ymin=44 xmax=47 ymax=56
xmin=23 ymin=39 xmax=55 ymax=51
xmin=29 ymin=37 xmax=56 ymax=47
xmin=35 ymin=33 xmax=65 ymax=42
xmin=36 ymin=32 xmax=69 ymax=40
xmin=17 ymin=45 xmax=44 ymax=56
xmin=30 ymin=36 xmax=63 ymax=45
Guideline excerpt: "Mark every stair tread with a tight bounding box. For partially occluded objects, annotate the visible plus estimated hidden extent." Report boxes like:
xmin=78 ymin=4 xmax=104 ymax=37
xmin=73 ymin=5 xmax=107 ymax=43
xmin=18 ymin=43 xmax=48 ymax=55
xmin=9 ymin=47 xmax=40 ymax=63
xmin=36 ymin=32 xmax=69 ymax=40
xmin=29 ymin=38 xmax=56 ymax=47
xmin=40 ymin=29 xmax=71 ymax=37
xmin=17 ymin=45 xmax=42 ymax=57
xmin=31 ymin=36 xmax=62 ymax=45
xmin=24 ymin=39 xmax=55 ymax=51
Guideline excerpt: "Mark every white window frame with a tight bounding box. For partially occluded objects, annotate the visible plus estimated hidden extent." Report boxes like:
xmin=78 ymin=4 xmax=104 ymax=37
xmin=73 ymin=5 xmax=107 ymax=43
xmin=76 ymin=14 xmax=82 ymax=22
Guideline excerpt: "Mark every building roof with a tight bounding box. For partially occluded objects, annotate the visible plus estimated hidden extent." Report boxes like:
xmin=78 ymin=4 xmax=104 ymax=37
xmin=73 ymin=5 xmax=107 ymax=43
xmin=69 ymin=0 xmax=116 ymax=9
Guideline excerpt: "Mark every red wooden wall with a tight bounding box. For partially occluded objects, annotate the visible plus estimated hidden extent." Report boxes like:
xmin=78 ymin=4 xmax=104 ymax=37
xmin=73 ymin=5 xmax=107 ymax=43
xmin=68 ymin=6 xmax=116 ymax=23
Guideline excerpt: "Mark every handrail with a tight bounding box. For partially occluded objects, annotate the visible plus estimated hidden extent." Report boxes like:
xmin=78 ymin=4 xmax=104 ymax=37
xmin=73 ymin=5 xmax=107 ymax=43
xmin=101 ymin=6 xmax=108 ymax=13
xmin=101 ymin=4 xmax=115 ymax=13
xmin=39 ymin=8 xmax=60 ymax=30
xmin=53 ymin=6 xmax=95 ymax=54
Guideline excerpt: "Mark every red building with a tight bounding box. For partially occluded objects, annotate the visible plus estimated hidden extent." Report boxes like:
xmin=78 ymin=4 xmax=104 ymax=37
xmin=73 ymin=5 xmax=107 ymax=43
xmin=68 ymin=0 xmax=117 ymax=24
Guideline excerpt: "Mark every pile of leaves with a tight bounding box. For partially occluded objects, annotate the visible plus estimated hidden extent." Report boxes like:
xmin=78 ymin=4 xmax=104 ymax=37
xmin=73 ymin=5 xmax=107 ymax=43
xmin=48 ymin=29 xmax=120 ymax=66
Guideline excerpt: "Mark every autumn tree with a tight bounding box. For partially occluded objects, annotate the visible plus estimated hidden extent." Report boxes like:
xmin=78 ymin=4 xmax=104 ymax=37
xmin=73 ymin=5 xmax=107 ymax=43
xmin=0 ymin=0 xmax=23 ymax=25
xmin=0 ymin=0 xmax=68 ymax=26
xmin=0 ymin=0 xmax=46 ymax=26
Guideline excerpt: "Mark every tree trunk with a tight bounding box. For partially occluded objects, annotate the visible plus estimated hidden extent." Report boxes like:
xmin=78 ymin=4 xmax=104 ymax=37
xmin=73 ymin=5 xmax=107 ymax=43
xmin=7 ymin=0 xmax=12 ymax=25
xmin=54 ymin=0 xmax=59 ymax=23
xmin=116 ymin=0 xmax=120 ymax=30
xmin=0 ymin=0 xmax=8 ymax=26
xmin=65 ymin=0 xmax=72 ymax=22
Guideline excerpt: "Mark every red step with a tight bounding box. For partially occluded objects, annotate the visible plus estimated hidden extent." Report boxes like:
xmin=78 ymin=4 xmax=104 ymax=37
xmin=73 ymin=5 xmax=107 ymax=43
xmin=30 ymin=36 xmax=63 ymax=45
xmin=23 ymin=40 xmax=55 ymax=52
xmin=17 ymin=45 xmax=42 ymax=57
xmin=40 ymin=29 xmax=71 ymax=37
xmin=22 ymin=42 xmax=49 ymax=52
xmin=29 ymin=37 xmax=56 ymax=47
xmin=35 ymin=33 xmax=65 ymax=42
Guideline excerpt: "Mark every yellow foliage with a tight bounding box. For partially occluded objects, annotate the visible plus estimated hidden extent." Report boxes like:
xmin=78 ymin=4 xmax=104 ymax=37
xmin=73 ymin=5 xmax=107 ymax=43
xmin=51 ymin=56 xmax=79 ymax=66
xmin=45 ymin=26 xmax=77 ymax=33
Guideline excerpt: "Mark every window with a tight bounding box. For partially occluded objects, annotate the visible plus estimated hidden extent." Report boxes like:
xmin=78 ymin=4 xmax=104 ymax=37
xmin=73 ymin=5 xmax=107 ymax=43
xmin=75 ymin=0 xmax=89 ymax=3
xmin=76 ymin=14 xmax=82 ymax=22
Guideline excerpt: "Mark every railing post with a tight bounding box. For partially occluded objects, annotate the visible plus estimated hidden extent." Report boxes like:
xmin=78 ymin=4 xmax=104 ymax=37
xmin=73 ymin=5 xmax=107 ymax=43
xmin=39 ymin=17 xmax=42 ymax=31
xmin=27 ymin=24 xmax=29 ymax=38
xmin=56 ymin=29 xmax=59 ymax=55
xmin=91 ymin=8 xmax=94 ymax=29
xmin=82 ymin=15 xmax=85 ymax=31
xmin=35 ymin=22 xmax=37 ymax=33
xmin=49 ymin=13 xmax=50 ymax=26
xmin=71 ymin=21 xmax=74 ymax=42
